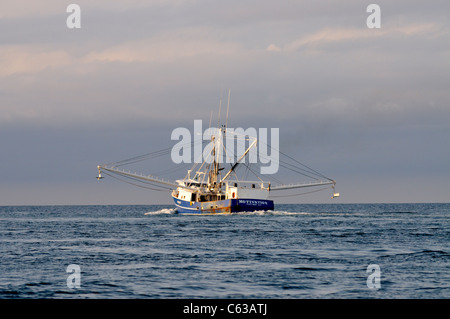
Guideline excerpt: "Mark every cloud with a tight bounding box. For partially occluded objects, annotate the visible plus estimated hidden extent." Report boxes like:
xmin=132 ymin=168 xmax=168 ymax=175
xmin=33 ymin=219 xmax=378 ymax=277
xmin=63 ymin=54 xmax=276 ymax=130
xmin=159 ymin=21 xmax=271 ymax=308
xmin=0 ymin=45 xmax=72 ymax=77
xmin=267 ymin=23 xmax=443 ymax=53
xmin=83 ymin=30 xmax=242 ymax=64
xmin=266 ymin=44 xmax=281 ymax=52
xmin=0 ymin=2 xmax=449 ymax=128
xmin=0 ymin=26 xmax=247 ymax=126
xmin=0 ymin=26 xmax=242 ymax=76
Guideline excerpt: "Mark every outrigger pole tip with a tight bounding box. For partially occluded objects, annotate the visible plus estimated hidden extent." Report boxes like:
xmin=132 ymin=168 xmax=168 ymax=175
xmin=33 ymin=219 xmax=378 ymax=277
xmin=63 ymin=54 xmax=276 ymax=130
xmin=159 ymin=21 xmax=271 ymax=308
xmin=97 ymin=165 xmax=104 ymax=180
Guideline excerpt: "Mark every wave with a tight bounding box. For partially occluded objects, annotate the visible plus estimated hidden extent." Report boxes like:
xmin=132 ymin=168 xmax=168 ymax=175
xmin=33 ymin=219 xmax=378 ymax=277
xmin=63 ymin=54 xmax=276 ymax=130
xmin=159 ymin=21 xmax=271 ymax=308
xmin=144 ymin=208 xmax=177 ymax=215
xmin=143 ymin=209 xmax=310 ymax=216
xmin=233 ymin=210 xmax=311 ymax=216
xmin=379 ymin=249 xmax=449 ymax=260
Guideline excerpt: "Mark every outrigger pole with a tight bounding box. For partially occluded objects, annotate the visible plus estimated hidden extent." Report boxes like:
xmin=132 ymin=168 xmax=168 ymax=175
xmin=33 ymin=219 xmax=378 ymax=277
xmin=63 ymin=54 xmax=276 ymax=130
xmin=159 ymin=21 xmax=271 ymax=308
xmin=97 ymin=165 xmax=191 ymax=190
xmin=220 ymin=138 xmax=257 ymax=182
xmin=270 ymin=180 xmax=336 ymax=191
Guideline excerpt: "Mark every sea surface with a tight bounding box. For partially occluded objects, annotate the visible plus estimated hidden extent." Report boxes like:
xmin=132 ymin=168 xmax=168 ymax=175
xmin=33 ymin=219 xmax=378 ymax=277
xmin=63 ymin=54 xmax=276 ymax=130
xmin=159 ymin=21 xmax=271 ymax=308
xmin=0 ymin=203 xmax=448 ymax=299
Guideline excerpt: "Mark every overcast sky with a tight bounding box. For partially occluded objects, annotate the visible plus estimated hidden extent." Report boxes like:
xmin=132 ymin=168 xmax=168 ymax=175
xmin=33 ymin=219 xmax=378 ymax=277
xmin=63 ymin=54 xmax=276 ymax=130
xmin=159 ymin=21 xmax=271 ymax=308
xmin=1 ymin=1 xmax=449 ymax=205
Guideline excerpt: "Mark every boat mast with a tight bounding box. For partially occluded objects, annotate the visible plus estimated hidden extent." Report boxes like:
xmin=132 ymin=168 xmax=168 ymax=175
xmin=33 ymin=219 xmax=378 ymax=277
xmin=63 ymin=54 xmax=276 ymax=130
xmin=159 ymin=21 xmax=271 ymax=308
xmin=206 ymin=93 xmax=223 ymax=190
xmin=208 ymin=135 xmax=218 ymax=187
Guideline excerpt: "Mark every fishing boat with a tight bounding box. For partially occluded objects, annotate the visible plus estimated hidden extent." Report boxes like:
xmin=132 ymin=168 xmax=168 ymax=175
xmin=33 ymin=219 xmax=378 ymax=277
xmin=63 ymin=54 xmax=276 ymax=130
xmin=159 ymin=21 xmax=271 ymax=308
xmin=96 ymin=93 xmax=339 ymax=214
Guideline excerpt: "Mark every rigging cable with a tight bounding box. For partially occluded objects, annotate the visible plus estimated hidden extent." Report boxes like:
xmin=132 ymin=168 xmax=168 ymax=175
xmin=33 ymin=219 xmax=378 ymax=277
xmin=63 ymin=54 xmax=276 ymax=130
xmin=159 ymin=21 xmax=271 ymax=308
xmin=269 ymin=187 xmax=329 ymax=198
xmin=103 ymin=171 xmax=172 ymax=191
xmin=257 ymin=140 xmax=334 ymax=181
xmin=101 ymin=171 xmax=170 ymax=192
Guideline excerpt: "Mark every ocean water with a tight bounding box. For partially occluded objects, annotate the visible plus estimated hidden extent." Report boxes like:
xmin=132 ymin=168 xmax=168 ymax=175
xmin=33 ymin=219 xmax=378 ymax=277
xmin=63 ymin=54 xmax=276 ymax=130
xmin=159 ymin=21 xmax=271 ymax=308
xmin=0 ymin=203 xmax=448 ymax=299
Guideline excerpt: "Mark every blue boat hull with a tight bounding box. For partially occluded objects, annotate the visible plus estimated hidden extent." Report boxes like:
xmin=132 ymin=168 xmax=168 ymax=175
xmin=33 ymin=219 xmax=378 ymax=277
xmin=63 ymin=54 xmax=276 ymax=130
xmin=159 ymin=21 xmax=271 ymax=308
xmin=172 ymin=196 xmax=274 ymax=214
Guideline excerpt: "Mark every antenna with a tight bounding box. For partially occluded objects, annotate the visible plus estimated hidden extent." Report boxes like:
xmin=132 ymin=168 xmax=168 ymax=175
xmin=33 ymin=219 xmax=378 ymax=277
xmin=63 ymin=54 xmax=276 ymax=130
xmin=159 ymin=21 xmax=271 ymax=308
xmin=216 ymin=91 xmax=224 ymax=171
xmin=225 ymin=89 xmax=231 ymax=129
xmin=208 ymin=110 xmax=213 ymax=129
xmin=217 ymin=90 xmax=223 ymax=129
